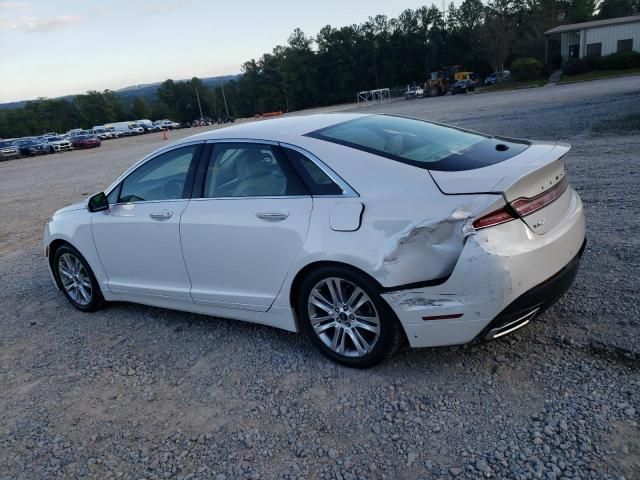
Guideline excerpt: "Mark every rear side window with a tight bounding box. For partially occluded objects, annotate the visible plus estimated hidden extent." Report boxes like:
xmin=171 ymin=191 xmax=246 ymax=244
xmin=282 ymin=147 xmax=343 ymax=195
xmin=203 ymin=143 xmax=308 ymax=198
xmin=307 ymin=115 xmax=529 ymax=172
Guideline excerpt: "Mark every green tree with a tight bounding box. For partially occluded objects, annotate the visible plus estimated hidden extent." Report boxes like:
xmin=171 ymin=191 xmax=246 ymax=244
xmin=130 ymin=97 xmax=151 ymax=119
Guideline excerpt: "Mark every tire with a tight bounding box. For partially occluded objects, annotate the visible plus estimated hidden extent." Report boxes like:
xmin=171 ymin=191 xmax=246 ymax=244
xmin=297 ymin=265 xmax=403 ymax=368
xmin=54 ymin=244 xmax=105 ymax=312
xmin=429 ymin=86 xmax=440 ymax=97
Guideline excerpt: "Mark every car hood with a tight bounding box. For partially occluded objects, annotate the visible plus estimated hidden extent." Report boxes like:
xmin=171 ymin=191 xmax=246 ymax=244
xmin=53 ymin=201 xmax=86 ymax=217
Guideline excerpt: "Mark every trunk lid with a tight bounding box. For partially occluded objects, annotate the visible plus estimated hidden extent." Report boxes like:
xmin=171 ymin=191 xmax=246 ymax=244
xmin=430 ymin=142 xmax=571 ymax=235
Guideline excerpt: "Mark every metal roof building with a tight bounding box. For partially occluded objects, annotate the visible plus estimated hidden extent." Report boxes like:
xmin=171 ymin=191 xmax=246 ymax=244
xmin=544 ymin=15 xmax=640 ymax=65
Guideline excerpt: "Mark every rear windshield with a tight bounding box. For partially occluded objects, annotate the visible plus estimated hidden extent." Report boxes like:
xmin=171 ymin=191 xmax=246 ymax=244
xmin=307 ymin=115 xmax=529 ymax=171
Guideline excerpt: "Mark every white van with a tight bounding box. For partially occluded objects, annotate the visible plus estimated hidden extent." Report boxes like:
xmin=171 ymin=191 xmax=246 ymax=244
xmin=129 ymin=123 xmax=145 ymax=135
xmin=91 ymin=126 xmax=111 ymax=140
xmin=105 ymin=122 xmax=139 ymax=136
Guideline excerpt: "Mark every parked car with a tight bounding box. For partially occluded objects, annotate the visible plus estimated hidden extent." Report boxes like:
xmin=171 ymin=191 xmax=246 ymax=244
xmin=44 ymin=113 xmax=586 ymax=368
xmin=91 ymin=127 xmax=112 ymax=140
xmin=129 ymin=123 xmax=145 ymax=135
xmin=484 ymin=70 xmax=511 ymax=85
xmin=216 ymin=114 xmax=235 ymax=124
xmin=136 ymin=119 xmax=156 ymax=132
xmin=404 ymin=86 xmax=424 ymax=99
xmin=106 ymin=127 xmax=123 ymax=138
xmin=70 ymin=134 xmax=101 ymax=149
xmin=66 ymin=128 xmax=84 ymax=137
xmin=156 ymin=119 xmax=180 ymax=130
xmin=0 ymin=140 xmax=20 ymax=160
xmin=41 ymin=136 xmax=72 ymax=153
xmin=105 ymin=122 xmax=137 ymax=137
xmin=16 ymin=137 xmax=48 ymax=157
xmin=450 ymin=79 xmax=476 ymax=95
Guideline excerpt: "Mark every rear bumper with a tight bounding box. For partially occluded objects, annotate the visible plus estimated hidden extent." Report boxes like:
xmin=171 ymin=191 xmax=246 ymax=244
xmin=382 ymin=188 xmax=586 ymax=348
xmin=478 ymin=238 xmax=585 ymax=341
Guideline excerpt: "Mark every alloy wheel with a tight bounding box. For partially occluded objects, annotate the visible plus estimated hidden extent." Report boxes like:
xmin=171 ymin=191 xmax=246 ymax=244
xmin=307 ymin=277 xmax=381 ymax=358
xmin=58 ymin=253 xmax=93 ymax=306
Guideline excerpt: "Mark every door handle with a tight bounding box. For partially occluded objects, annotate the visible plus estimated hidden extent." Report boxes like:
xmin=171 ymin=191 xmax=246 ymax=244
xmin=256 ymin=211 xmax=289 ymax=221
xmin=150 ymin=211 xmax=173 ymax=220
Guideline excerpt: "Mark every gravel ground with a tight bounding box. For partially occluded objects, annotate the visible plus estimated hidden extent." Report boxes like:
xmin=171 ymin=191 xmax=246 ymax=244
xmin=1 ymin=77 xmax=639 ymax=480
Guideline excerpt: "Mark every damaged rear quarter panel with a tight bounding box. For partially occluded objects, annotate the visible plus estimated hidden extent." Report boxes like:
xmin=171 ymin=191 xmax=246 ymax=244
xmin=279 ymin=140 xmax=505 ymax=289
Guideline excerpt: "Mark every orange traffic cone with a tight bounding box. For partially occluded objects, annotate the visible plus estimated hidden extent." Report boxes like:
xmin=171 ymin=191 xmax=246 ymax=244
xmin=162 ymin=130 xmax=168 ymax=141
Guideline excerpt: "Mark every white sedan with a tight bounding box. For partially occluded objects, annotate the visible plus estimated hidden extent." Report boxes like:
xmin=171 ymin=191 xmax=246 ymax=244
xmin=44 ymin=114 xmax=586 ymax=367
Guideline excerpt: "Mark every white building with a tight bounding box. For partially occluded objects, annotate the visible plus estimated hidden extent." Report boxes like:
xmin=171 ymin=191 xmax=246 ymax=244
xmin=544 ymin=15 xmax=640 ymax=65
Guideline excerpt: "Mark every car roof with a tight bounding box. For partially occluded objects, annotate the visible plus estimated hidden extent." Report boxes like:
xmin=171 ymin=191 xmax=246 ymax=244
xmin=184 ymin=113 xmax=369 ymax=143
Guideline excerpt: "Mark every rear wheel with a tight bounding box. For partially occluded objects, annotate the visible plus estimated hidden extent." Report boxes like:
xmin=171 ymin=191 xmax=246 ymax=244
xmin=297 ymin=266 xmax=403 ymax=368
xmin=54 ymin=245 xmax=104 ymax=312
xmin=429 ymin=86 xmax=440 ymax=97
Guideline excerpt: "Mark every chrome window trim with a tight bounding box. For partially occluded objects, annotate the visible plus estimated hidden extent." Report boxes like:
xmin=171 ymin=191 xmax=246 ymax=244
xmin=204 ymin=138 xmax=279 ymax=146
xmin=109 ymin=198 xmax=191 ymax=207
xmin=104 ymin=140 xmax=206 ymax=198
xmin=278 ymin=141 xmax=359 ymax=197
xmin=190 ymin=195 xmax=310 ymax=202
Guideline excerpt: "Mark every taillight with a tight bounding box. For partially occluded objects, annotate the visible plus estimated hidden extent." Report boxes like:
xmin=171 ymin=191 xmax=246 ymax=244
xmin=472 ymin=207 xmax=516 ymax=230
xmin=472 ymin=177 xmax=569 ymax=231
xmin=511 ymin=177 xmax=568 ymax=217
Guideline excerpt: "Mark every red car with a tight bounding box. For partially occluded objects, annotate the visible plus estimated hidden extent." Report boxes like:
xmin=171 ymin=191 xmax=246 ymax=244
xmin=70 ymin=134 xmax=101 ymax=149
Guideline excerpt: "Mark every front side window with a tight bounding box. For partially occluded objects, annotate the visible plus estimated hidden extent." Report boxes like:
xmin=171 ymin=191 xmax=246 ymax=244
xmin=203 ymin=143 xmax=307 ymax=198
xmin=586 ymin=43 xmax=602 ymax=57
xmin=307 ymin=115 xmax=529 ymax=172
xmin=119 ymin=145 xmax=199 ymax=203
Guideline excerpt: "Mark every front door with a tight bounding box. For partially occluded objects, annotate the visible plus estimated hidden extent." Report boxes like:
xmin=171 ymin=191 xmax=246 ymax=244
xmin=92 ymin=144 xmax=201 ymax=298
xmin=180 ymin=142 xmax=312 ymax=311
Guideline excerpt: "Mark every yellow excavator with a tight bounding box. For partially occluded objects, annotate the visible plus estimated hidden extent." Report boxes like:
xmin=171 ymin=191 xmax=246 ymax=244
xmin=425 ymin=66 xmax=475 ymax=97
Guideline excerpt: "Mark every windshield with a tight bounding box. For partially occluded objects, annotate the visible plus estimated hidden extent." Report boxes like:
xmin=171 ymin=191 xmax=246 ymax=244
xmin=308 ymin=115 xmax=530 ymax=172
xmin=47 ymin=136 xmax=63 ymax=141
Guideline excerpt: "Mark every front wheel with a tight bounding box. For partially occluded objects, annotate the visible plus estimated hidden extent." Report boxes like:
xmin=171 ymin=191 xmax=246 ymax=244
xmin=54 ymin=245 xmax=104 ymax=312
xmin=297 ymin=266 xmax=403 ymax=368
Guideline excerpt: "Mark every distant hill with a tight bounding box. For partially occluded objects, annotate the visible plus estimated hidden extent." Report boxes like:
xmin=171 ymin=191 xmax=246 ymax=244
xmin=0 ymin=74 xmax=241 ymax=110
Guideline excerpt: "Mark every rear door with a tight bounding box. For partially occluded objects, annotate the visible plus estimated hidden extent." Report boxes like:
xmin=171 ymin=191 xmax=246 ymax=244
xmin=180 ymin=141 xmax=312 ymax=311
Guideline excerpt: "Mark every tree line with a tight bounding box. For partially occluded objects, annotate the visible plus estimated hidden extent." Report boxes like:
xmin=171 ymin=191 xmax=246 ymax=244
xmin=1 ymin=0 xmax=638 ymax=139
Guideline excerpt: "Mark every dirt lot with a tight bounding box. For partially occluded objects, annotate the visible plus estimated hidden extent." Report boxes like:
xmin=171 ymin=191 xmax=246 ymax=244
xmin=1 ymin=77 xmax=639 ymax=480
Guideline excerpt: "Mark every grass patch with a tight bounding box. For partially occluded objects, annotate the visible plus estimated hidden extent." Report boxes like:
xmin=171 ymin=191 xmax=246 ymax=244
xmin=559 ymin=68 xmax=640 ymax=83
xmin=477 ymin=79 xmax=546 ymax=93
xmin=592 ymin=113 xmax=640 ymax=135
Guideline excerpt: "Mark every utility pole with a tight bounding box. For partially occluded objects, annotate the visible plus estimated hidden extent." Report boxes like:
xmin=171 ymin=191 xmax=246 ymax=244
xmin=373 ymin=39 xmax=380 ymax=90
xmin=221 ymin=83 xmax=230 ymax=118
xmin=195 ymin=88 xmax=204 ymax=119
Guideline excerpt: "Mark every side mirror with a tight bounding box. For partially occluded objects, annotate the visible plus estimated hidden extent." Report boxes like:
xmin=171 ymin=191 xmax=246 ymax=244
xmin=88 ymin=192 xmax=109 ymax=213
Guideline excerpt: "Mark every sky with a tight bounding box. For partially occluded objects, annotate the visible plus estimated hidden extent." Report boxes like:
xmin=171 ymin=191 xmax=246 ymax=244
xmin=0 ymin=0 xmax=445 ymax=103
